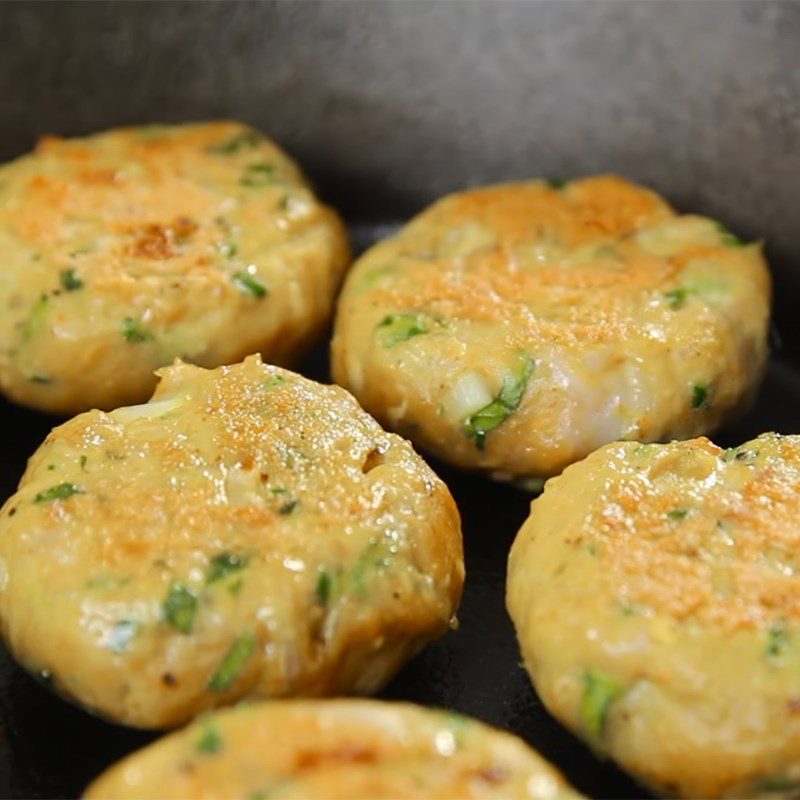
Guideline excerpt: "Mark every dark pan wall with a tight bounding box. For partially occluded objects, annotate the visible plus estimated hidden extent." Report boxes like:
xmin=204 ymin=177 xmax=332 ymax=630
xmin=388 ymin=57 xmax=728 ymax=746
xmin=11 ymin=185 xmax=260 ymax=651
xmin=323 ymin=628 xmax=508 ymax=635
xmin=1 ymin=0 xmax=798 ymax=347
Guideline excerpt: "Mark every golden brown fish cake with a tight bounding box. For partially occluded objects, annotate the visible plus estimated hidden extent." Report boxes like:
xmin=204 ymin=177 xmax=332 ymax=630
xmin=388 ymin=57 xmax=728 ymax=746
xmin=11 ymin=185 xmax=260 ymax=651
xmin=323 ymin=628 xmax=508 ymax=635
xmin=332 ymin=176 xmax=770 ymax=483
xmin=0 ymin=121 xmax=349 ymax=414
xmin=507 ymin=433 xmax=800 ymax=798
xmin=84 ymin=699 xmax=584 ymax=800
xmin=0 ymin=356 xmax=463 ymax=729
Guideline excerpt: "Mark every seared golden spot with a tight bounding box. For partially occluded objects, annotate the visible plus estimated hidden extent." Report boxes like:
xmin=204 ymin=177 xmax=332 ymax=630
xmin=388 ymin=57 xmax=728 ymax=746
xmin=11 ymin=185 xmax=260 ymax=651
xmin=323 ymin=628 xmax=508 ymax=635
xmin=582 ymin=438 xmax=800 ymax=630
xmin=130 ymin=224 xmax=176 ymax=260
xmin=294 ymin=744 xmax=379 ymax=770
xmin=127 ymin=218 xmax=198 ymax=260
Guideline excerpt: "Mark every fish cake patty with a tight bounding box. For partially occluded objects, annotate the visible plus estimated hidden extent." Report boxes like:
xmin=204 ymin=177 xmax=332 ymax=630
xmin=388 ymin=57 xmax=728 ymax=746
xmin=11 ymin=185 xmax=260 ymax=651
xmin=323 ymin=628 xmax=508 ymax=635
xmin=332 ymin=176 xmax=770 ymax=482
xmin=84 ymin=699 xmax=584 ymax=799
xmin=0 ymin=121 xmax=350 ymax=413
xmin=0 ymin=356 xmax=463 ymax=728
xmin=507 ymin=434 xmax=800 ymax=797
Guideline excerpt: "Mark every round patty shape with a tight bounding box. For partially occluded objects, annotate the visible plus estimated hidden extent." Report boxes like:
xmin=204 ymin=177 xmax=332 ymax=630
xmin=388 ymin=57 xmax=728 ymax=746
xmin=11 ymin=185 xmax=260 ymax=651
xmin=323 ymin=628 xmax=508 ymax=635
xmin=332 ymin=176 xmax=771 ymax=482
xmin=507 ymin=434 xmax=800 ymax=798
xmin=84 ymin=699 xmax=583 ymax=799
xmin=0 ymin=356 xmax=463 ymax=728
xmin=0 ymin=121 xmax=350 ymax=414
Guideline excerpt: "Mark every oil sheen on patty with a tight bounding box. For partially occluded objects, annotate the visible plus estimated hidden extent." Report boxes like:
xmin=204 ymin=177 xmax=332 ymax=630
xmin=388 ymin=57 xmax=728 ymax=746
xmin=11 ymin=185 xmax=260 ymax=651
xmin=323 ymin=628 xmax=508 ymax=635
xmin=508 ymin=434 xmax=800 ymax=797
xmin=0 ymin=356 xmax=463 ymax=728
xmin=0 ymin=121 xmax=350 ymax=413
xmin=332 ymin=176 xmax=770 ymax=483
xmin=84 ymin=699 xmax=584 ymax=799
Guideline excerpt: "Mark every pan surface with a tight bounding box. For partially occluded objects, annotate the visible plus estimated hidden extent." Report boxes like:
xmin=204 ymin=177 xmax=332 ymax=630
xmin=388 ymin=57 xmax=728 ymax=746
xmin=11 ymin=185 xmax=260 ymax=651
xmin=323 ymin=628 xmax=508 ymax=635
xmin=0 ymin=2 xmax=798 ymax=797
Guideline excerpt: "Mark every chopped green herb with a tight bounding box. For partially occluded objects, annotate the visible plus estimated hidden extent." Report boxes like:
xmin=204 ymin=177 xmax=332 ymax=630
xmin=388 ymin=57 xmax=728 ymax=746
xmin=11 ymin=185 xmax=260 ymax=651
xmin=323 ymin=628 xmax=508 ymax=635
xmin=233 ymin=271 xmax=268 ymax=298
xmin=86 ymin=574 xmax=131 ymax=590
xmin=667 ymin=508 xmax=688 ymax=521
xmin=217 ymin=241 xmax=237 ymax=258
xmin=162 ymin=583 xmax=198 ymax=634
xmin=22 ymin=294 xmax=50 ymax=341
xmin=443 ymin=711 xmax=471 ymax=746
xmin=664 ymin=287 xmax=688 ymax=309
xmin=122 ymin=317 xmax=154 ymax=343
xmin=227 ymin=577 xmax=244 ymax=596
xmin=723 ymin=446 xmax=757 ymax=463
xmin=581 ymin=670 xmax=623 ymax=737
xmin=60 ymin=269 xmax=84 ymax=291
xmin=209 ymin=130 xmax=261 ymax=155
xmin=315 ymin=570 xmax=334 ymax=607
xmin=208 ymin=633 xmax=257 ymax=691
xmin=463 ymin=399 xmax=508 ymax=450
xmin=196 ymin=722 xmax=223 ymax=754
xmin=717 ymin=223 xmax=747 ymax=248
xmin=284 ymin=447 xmax=313 ymax=468
xmin=279 ymin=499 xmax=298 ymax=515
xmin=34 ymin=483 xmax=81 ymax=503
xmin=757 ymin=776 xmax=800 ymax=793
xmin=262 ymin=375 xmax=285 ymax=391
xmin=691 ymin=383 xmax=710 ymax=410
xmin=376 ymin=313 xmax=429 ymax=348
xmin=246 ymin=787 xmax=289 ymax=800
xmin=357 ymin=264 xmax=395 ymax=293
xmin=545 ymin=178 xmax=568 ymax=190
xmin=107 ymin=620 xmax=139 ymax=653
xmin=80 ymin=455 xmax=88 ymax=470
xmin=207 ymin=552 xmax=249 ymax=584
xmin=47 ymin=464 xmax=56 ymax=471
xmin=767 ymin=626 xmax=790 ymax=659
xmin=139 ymin=125 xmax=168 ymax=141
xmin=351 ymin=538 xmax=393 ymax=598
xmin=496 ymin=356 xmax=534 ymax=409
xmin=240 ymin=163 xmax=277 ymax=187
xmin=617 ymin=599 xmax=645 ymax=616
xmin=463 ymin=355 xmax=535 ymax=450
xmin=29 ymin=374 xmax=52 ymax=384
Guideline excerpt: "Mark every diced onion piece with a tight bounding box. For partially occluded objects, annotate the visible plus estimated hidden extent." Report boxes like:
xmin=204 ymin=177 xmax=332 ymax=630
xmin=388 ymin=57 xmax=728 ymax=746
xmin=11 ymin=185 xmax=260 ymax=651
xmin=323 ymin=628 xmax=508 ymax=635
xmin=109 ymin=395 xmax=187 ymax=422
xmin=224 ymin=466 xmax=262 ymax=507
xmin=637 ymin=218 xmax=721 ymax=256
xmin=386 ymin=399 xmax=409 ymax=426
xmin=443 ymin=372 xmax=493 ymax=423
xmin=440 ymin=222 xmax=496 ymax=258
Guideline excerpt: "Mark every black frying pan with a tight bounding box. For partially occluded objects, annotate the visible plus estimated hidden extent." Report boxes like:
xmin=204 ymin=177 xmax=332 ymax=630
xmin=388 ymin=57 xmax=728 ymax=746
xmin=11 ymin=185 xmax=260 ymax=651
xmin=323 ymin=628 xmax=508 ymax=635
xmin=0 ymin=2 xmax=798 ymax=797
